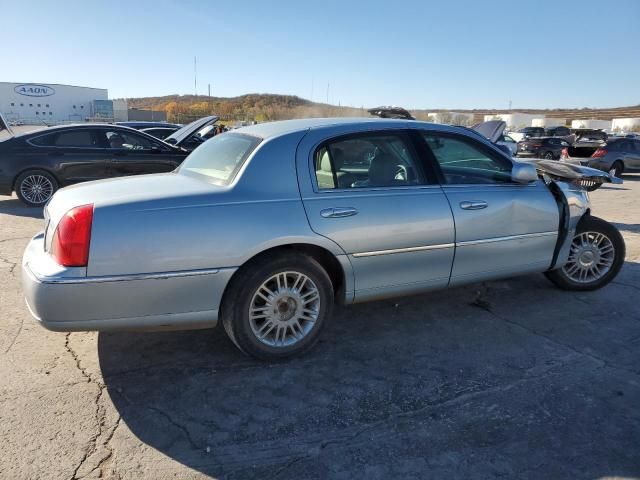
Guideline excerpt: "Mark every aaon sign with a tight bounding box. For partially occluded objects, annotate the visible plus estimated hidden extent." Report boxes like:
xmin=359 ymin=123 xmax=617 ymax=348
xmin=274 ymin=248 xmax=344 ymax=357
xmin=14 ymin=84 xmax=55 ymax=97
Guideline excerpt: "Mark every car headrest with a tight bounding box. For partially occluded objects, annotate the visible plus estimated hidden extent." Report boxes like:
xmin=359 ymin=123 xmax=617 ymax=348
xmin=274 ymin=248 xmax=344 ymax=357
xmin=369 ymin=153 xmax=398 ymax=186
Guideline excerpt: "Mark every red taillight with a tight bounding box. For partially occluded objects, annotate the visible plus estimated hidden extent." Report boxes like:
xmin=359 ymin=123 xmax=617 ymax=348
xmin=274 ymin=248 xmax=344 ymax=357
xmin=591 ymin=148 xmax=607 ymax=158
xmin=50 ymin=204 xmax=94 ymax=267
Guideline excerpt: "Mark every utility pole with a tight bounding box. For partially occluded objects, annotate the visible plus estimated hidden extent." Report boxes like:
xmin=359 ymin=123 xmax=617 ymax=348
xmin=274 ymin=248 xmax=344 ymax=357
xmin=208 ymin=84 xmax=211 ymax=97
xmin=194 ymin=56 xmax=197 ymax=96
xmin=310 ymin=77 xmax=314 ymax=101
xmin=326 ymin=82 xmax=330 ymax=104
xmin=508 ymin=99 xmax=512 ymax=110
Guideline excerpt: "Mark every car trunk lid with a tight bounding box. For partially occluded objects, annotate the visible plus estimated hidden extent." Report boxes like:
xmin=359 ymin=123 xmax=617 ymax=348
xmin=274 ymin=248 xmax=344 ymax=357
xmin=164 ymin=115 xmax=219 ymax=147
xmin=471 ymin=120 xmax=506 ymax=144
xmin=43 ymin=173 xmax=226 ymax=251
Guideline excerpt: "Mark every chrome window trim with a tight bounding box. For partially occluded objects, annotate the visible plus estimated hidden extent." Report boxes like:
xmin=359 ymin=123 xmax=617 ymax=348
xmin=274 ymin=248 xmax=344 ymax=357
xmin=457 ymin=231 xmax=557 ymax=247
xmin=30 ymin=266 xmax=223 ymax=285
xmin=352 ymin=243 xmax=454 ymax=258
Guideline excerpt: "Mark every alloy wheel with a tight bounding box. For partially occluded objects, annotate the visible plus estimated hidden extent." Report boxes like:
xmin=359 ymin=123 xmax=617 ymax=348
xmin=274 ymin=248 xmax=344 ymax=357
xmin=249 ymin=271 xmax=320 ymax=347
xmin=562 ymin=231 xmax=615 ymax=283
xmin=20 ymin=174 xmax=54 ymax=205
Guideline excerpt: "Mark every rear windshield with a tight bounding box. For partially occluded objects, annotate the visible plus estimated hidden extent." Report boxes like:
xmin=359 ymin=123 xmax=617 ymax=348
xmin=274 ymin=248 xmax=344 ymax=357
xmin=178 ymin=132 xmax=261 ymax=185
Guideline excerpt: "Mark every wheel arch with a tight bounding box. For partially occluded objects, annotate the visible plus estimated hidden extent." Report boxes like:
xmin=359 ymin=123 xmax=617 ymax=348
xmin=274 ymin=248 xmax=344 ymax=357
xmin=612 ymin=159 xmax=625 ymax=173
xmin=220 ymin=242 xmax=354 ymax=313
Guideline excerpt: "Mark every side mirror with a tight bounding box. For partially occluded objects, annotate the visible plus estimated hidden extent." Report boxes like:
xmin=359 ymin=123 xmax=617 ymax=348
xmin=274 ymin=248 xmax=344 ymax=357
xmin=165 ymin=137 xmax=177 ymax=145
xmin=511 ymin=162 xmax=538 ymax=183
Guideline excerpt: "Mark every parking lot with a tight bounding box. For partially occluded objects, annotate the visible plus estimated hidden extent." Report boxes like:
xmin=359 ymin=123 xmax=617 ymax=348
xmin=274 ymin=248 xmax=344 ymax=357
xmin=1 ymin=177 xmax=639 ymax=479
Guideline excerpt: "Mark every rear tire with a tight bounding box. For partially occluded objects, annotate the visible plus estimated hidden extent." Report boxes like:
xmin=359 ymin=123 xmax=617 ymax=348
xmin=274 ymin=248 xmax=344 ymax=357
xmin=545 ymin=216 xmax=625 ymax=291
xmin=221 ymin=253 xmax=334 ymax=360
xmin=15 ymin=170 xmax=58 ymax=207
xmin=609 ymin=161 xmax=624 ymax=178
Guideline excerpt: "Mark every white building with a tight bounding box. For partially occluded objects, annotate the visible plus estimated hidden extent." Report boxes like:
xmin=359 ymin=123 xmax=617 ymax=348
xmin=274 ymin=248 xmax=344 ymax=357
xmin=611 ymin=117 xmax=640 ymax=132
xmin=532 ymin=118 xmax=565 ymax=128
xmin=0 ymin=82 xmax=108 ymax=124
xmin=483 ymin=113 xmax=539 ymax=130
xmin=571 ymin=119 xmax=612 ymax=130
xmin=427 ymin=111 xmax=474 ymax=125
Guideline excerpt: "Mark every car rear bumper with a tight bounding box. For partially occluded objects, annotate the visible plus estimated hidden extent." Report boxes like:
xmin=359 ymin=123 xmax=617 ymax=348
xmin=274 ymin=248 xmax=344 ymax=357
xmin=22 ymin=233 xmax=234 ymax=332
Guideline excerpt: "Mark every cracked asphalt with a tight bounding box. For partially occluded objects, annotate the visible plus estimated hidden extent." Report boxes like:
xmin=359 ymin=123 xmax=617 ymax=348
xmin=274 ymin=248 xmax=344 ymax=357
xmin=1 ymin=177 xmax=639 ymax=479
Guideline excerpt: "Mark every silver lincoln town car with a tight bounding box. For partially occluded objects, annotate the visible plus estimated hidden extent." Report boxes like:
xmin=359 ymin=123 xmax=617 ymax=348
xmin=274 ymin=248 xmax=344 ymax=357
xmin=22 ymin=118 xmax=625 ymax=360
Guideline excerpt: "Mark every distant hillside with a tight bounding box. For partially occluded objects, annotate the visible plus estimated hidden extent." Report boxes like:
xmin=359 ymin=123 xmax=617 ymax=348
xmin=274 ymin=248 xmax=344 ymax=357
xmin=125 ymin=93 xmax=640 ymax=125
xmin=126 ymin=93 xmax=364 ymax=124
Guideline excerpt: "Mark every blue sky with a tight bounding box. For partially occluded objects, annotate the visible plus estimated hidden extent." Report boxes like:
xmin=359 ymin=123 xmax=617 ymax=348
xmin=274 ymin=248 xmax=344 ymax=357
xmin=3 ymin=0 xmax=638 ymax=109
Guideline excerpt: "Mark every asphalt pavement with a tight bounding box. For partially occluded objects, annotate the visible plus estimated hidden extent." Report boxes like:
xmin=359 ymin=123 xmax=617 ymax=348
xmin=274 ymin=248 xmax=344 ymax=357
xmin=1 ymin=177 xmax=639 ymax=479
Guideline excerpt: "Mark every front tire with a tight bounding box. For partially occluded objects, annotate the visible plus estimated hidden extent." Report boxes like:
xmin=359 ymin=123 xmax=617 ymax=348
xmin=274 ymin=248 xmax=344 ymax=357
xmin=545 ymin=216 xmax=625 ymax=291
xmin=221 ymin=253 xmax=334 ymax=360
xmin=543 ymin=151 xmax=555 ymax=160
xmin=15 ymin=170 xmax=58 ymax=207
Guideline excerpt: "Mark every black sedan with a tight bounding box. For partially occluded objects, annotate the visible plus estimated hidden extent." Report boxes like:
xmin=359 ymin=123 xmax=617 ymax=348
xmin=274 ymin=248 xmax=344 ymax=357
xmin=0 ymin=115 xmax=220 ymax=206
xmin=516 ymin=137 xmax=570 ymax=160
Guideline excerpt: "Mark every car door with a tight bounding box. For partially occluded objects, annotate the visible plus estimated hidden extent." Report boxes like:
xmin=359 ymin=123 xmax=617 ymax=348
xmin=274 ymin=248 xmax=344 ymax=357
xmin=297 ymin=126 xmax=455 ymax=302
xmin=28 ymin=128 xmax=109 ymax=184
xmin=419 ymin=130 xmax=559 ymax=286
xmin=627 ymin=140 xmax=640 ymax=169
xmin=101 ymin=128 xmax=184 ymax=177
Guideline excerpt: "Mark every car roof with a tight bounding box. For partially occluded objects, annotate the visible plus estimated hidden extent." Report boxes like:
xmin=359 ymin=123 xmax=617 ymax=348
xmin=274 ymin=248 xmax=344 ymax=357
xmin=235 ymin=117 xmax=471 ymax=140
xmin=14 ymin=123 xmax=141 ymax=138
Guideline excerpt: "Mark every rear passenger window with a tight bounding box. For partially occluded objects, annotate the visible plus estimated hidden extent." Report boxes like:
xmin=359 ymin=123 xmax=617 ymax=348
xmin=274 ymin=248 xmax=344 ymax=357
xmin=29 ymin=133 xmax=58 ymax=146
xmin=422 ymin=133 xmax=513 ymax=185
xmin=315 ymin=133 xmax=425 ymax=189
xmin=54 ymin=130 xmax=98 ymax=147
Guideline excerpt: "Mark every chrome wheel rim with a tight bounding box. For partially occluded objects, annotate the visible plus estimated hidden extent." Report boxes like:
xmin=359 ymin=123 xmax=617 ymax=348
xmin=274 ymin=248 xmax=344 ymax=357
xmin=20 ymin=174 xmax=53 ymax=204
xmin=544 ymin=152 xmax=553 ymax=159
xmin=249 ymin=271 xmax=320 ymax=347
xmin=562 ymin=231 xmax=615 ymax=283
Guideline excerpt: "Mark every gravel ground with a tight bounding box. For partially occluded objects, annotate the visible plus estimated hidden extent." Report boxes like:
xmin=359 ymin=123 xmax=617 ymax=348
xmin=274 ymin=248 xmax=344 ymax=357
xmin=1 ymin=177 xmax=639 ymax=479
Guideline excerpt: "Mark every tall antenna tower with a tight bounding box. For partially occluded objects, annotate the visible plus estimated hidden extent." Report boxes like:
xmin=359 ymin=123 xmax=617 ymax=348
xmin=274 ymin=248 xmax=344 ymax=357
xmin=194 ymin=56 xmax=197 ymax=96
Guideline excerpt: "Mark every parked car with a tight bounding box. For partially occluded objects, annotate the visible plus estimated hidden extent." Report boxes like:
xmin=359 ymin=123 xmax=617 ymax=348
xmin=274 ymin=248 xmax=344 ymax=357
xmin=517 ymin=137 xmax=570 ymax=159
xmin=519 ymin=126 xmax=546 ymax=138
xmin=0 ymin=113 xmax=222 ymax=206
xmin=545 ymin=125 xmax=574 ymax=143
xmin=21 ymin=118 xmax=624 ymax=360
xmin=587 ymin=137 xmax=640 ymax=177
xmin=140 ymin=126 xmax=180 ymax=140
xmin=0 ymin=121 xmax=186 ymax=206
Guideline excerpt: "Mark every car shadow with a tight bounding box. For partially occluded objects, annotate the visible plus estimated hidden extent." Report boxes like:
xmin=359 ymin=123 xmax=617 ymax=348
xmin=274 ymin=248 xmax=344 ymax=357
xmin=612 ymin=222 xmax=640 ymax=234
xmin=98 ymin=264 xmax=640 ymax=478
xmin=0 ymin=197 xmax=43 ymax=219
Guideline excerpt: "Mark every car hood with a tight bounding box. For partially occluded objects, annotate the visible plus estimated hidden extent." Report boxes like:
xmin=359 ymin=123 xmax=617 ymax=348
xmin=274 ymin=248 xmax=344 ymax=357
xmin=526 ymin=159 xmax=622 ymax=188
xmin=471 ymin=120 xmax=506 ymax=143
xmin=165 ymin=115 xmax=219 ymax=146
